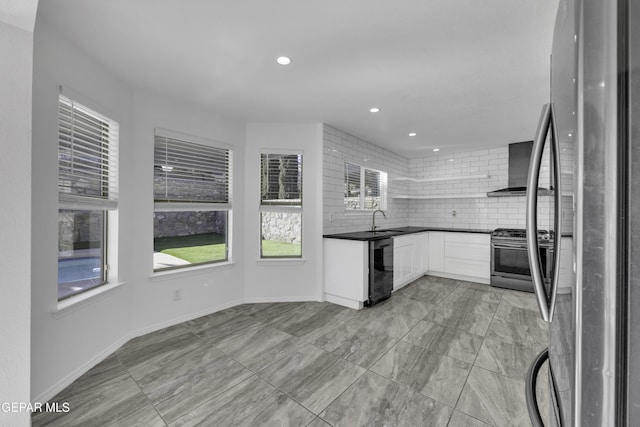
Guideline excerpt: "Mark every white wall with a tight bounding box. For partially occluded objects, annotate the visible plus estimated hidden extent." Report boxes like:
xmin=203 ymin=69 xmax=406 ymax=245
xmin=408 ymin=147 xmax=551 ymax=230
xmin=129 ymin=90 xmax=246 ymax=332
xmin=244 ymin=123 xmax=324 ymax=302
xmin=0 ymin=19 xmax=33 ymax=427
xmin=31 ymin=17 xmax=136 ymax=401
xmin=31 ymin=18 xmax=247 ymax=402
xmin=322 ymin=134 xmax=553 ymax=233
xmin=323 ymin=125 xmax=411 ymax=234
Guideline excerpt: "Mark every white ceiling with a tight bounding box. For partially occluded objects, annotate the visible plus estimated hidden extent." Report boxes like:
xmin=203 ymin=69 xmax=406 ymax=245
xmin=37 ymin=0 xmax=559 ymax=157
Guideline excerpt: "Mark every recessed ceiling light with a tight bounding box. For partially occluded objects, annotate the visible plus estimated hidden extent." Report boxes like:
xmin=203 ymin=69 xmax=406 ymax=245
xmin=276 ymin=56 xmax=292 ymax=65
xmin=369 ymin=107 xmax=380 ymax=113
xmin=449 ymin=158 xmax=454 ymax=162
xmin=408 ymin=132 xmax=417 ymax=137
xmin=433 ymin=148 xmax=440 ymax=152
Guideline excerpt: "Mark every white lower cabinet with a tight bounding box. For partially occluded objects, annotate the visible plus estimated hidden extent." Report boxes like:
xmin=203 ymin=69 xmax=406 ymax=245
xmin=414 ymin=232 xmax=429 ymax=276
xmin=323 ymin=239 xmax=368 ymax=309
xmin=428 ymin=232 xmax=445 ymax=271
xmin=393 ymin=232 xmax=429 ymax=290
xmin=393 ymin=236 xmax=414 ymax=290
xmin=323 ymin=231 xmax=492 ymax=309
xmin=431 ymin=232 xmax=490 ymax=284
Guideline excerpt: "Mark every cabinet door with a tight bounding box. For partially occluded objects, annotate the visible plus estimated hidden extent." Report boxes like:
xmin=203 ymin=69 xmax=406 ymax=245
xmin=393 ymin=237 xmax=415 ymax=290
xmin=443 ymin=233 xmax=490 ymax=280
xmin=413 ymin=232 xmax=429 ymax=276
xmin=428 ymin=232 xmax=445 ymax=272
xmin=323 ymin=239 xmax=368 ymax=302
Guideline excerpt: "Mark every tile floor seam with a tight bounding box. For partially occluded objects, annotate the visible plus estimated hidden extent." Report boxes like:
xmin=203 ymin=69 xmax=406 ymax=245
xmin=364 ymin=356 xmax=458 ymax=411
xmin=141 ymin=331 xmax=259 ymax=424
xmin=165 ymin=373 xmax=260 ymax=425
xmin=304 ymin=365 xmax=367 ymax=420
xmin=450 ymin=287 xmax=505 ymax=419
xmin=252 ymin=371 xmax=319 ymax=419
xmin=212 ymin=324 xmax=304 ymax=374
xmin=446 ymin=411 xmax=496 ymax=427
xmin=362 ymin=316 xmax=417 ymax=370
xmin=252 ymin=341 xmax=365 ymax=417
xmin=119 ymin=361 xmax=170 ymax=427
xmin=33 ymin=277 xmax=546 ymax=426
xmin=401 ymin=279 xmax=479 ymax=425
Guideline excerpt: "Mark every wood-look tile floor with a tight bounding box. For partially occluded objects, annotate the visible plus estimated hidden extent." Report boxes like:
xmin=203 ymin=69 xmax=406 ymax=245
xmin=32 ymin=276 xmax=549 ymax=427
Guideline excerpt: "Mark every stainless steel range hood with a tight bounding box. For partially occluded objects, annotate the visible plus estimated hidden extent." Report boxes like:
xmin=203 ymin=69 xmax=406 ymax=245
xmin=487 ymin=141 xmax=551 ymax=197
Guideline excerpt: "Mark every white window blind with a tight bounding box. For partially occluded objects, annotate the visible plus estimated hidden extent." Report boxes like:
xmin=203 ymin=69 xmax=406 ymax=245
xmin=344 ymin=161 xmax=387 ymax=210
xmin=260 ymin=153 xmax=302 ymax=207
xmin=154 ymin=134 xmax=232 ymax=206
xmin=364 ymin=168 xmax=381 ymax=209
xmin=344 ymin=162 xmax=362 ymax=209
xmin=58 ymin=94 xmax=119 ymax=208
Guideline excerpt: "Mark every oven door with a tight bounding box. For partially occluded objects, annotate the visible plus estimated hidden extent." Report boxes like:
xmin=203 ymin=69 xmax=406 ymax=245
xmin=491 ymin=242 xmax=551 ymax=292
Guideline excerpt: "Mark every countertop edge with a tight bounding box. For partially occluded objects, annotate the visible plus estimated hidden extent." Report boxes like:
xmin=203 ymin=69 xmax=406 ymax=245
xmin=323 ymin=227 xmax=492 ymax=241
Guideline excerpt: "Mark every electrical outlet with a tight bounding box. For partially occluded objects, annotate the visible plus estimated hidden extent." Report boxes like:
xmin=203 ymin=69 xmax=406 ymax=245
xmin=173 ymin=289 xmax=182 ymax=301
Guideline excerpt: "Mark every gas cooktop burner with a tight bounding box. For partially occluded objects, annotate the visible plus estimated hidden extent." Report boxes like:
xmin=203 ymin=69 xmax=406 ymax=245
xmin=491 ymin=228 xmax=553 ymax=241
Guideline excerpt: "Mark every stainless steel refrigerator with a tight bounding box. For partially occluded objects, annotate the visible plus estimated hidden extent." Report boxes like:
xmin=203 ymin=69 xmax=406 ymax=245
xmin=524 ymin=0 xmax=639 ymax=425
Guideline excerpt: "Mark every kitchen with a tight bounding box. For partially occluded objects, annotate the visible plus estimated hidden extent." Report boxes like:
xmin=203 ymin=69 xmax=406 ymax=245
xmin=2 ymin=0 xmax=639 ymax=426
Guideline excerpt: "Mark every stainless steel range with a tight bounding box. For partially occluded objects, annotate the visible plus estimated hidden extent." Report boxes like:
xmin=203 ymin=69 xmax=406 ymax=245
xmin=490 ymin=228 xmax=553 ymax=293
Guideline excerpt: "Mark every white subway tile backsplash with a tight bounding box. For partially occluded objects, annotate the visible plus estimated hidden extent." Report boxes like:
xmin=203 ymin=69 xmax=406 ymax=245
xmin=323 ymin=125 xmax=557 ymax=233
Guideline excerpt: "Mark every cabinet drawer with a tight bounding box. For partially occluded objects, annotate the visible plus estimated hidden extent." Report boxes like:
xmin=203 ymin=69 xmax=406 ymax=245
xmin=444 ymin=258 xmax=490 ymax=279
xmin=446 ymin=232 xmax=489 ymax=245
xmin=444 ymin=240 xmax=490 ymax=262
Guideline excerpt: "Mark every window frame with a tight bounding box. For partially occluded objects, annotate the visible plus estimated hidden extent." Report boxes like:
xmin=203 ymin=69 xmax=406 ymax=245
xmin=259 ymin=150 xmax=303 ymax=259
xmin=57 ymin=91 xmax=119 ymax=301
xmin=343 ymin=161 xmax=388 ymax=211
xmin=153 ymin=128 xmax=233 ymax=272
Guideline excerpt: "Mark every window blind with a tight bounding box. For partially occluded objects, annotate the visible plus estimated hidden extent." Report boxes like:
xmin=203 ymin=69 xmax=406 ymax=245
xmin=344 ymin=162 xmax=361 ymax=209
xmin=344 ymin=162 xmax=387 ymax=210
xmin=260 ymin=153 xmax=302 ymax=206
xmin=58 ymin=94 xmax=119 ymax=208
xmin=154 ymin=134 xmax=231 ymax=204
xmin=364 ymin=168 xmax=381 ymax=209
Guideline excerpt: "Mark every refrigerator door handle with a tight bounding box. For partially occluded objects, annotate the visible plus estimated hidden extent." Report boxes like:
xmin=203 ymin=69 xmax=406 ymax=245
xmin=526 ymin=348 xmax=549 ymax=427
xmin=549 ymin=103 xmax=562 ymax=322
xmin=526 ymin=103 xmax=561 ymax=322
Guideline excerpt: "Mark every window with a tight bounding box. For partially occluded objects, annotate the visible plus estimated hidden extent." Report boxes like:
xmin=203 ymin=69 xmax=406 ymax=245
xmin=153 ymin=130 xmax=232 ymax=271
xmin=57 ymin=93 xmax=118 ymax=300
xmin=344 ymin=162 xmax=387 ymax=210
xmin=259 ymin=153 xmax=303 ymax=258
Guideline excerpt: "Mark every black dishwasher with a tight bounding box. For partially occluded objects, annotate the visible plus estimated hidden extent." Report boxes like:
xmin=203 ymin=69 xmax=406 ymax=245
xmin=366 ymin=238 xmax=394 ymax=306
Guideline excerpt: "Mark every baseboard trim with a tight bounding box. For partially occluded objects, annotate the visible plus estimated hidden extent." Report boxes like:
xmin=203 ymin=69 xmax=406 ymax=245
xmin=426 ymin=271 xmax=490 ymax=285
xmin=32 ymin=295 xmax=330 ymax=403
xmin=324 ymin=293 xmax=362 ymax=309
xmin=243 ymin=296 xmax=319 ymax=304
xmin=127 ymin=299 xmax=245 ymax=339
xmin=32 ymin=334 xmax=132 ymax=404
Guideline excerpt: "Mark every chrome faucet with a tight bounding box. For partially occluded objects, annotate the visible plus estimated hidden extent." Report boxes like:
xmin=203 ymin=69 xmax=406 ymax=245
xmin=371 ymin=209 xmax=387 ymax=231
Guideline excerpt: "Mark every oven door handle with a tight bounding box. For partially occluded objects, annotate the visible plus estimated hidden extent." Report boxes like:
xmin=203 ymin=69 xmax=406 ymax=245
xmin=492 ymin=243 xmax=529 ymax=249
xmin=526 ymin=103 xmax=561 ymax=323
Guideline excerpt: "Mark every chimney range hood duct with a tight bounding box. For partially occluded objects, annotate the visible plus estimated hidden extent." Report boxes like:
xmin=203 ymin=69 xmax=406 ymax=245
xmin=487 ymin=141 xmax=551 ymax=197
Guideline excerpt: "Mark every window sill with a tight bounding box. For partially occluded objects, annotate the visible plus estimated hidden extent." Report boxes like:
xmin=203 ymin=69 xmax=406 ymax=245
xmin=54 ymin=281 xmax=126 ymax=317
xmin=151 ymin=261 xmax=236 ymax=282
xmin=256 ymin=258 xmax=307 ymax=265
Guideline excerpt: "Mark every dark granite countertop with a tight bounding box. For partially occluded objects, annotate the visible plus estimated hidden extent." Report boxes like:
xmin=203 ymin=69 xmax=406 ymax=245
xmin=323 ymin=226 xmax=492 ymax=241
